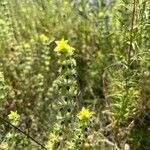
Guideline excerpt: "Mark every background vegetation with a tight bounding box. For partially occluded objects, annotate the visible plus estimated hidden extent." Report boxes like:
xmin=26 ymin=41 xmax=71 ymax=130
xmin=0 ymin=0 xmax=149 ymax=149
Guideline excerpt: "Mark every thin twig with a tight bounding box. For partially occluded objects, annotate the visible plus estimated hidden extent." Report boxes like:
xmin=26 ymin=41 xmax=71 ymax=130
xmin=128 ymin=0 xmax=136 ymax=67
xmin=0 ymin=116 xmax=47 ymax=150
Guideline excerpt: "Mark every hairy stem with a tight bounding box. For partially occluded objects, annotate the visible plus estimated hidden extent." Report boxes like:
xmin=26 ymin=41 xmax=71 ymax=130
xmin=128 ymin=0 xmax=136 ymax=66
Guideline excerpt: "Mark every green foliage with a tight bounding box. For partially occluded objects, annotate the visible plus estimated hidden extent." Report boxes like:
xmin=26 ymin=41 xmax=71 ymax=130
xmin=0 ymin=71 xmax=7 ymax=109
xmin=0 ymin=0 xmax=149 ymax=149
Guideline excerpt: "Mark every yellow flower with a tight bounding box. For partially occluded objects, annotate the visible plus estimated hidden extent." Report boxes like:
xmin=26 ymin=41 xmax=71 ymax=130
xmin=40 ymin=34 xmax=49 ymax=42
xmin=8 ymin=111 xmax=19 ymax=120
xmin=54 ymin=38 xmax=75 ymax=53
xmin=24 ymin=43 xmax=30 ymax=49
xmin=97 ymin=51 xmax=104 ymax=59
xmin=0 ymin=19 xmax=6 ymax=25
xmin=77 ymin=107 xmax=95 ymax=120
xmin=15 ymin=45 xmax=21 ymax=50
xmin=30 ymin=39 xmax=35 ymax=44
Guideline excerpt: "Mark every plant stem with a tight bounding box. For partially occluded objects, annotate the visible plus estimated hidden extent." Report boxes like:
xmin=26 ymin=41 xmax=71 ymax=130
xmin=128 ymin=0 xmax=136 ymax=67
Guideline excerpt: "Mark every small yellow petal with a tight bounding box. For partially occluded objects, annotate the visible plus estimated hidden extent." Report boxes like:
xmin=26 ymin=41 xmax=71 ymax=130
xmin=76 ymin=107 xmax=95 ymax=120
xmin=40 ymin=34 xmax=49 ymax=42
xmin=24 ymin=43 xmax=30 ymax=49
xmin=8 ymin=111 xmax=20 ymax=120
xmin=54 ymin=38 xmax=75 ymax=53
